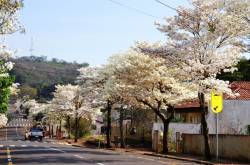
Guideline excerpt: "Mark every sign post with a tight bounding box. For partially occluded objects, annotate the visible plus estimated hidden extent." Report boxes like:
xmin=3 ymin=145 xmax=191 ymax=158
xmin=211 ymin=90 xmax=223 ymax=161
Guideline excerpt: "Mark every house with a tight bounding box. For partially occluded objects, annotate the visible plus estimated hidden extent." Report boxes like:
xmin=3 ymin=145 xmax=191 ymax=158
xmin=208 ymin=81 xmax=250 ymax=134
xmin=153 ymin=81 xmax=250 ymax=141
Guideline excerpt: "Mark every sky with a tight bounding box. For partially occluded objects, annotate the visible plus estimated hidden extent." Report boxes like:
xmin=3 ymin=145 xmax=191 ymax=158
xmin=6 ymin=0 xmax=190 ymax=66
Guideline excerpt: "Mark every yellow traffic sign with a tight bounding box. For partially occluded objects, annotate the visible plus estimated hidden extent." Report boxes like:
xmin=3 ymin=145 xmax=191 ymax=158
xmin=211 ymin=90 xmax=223 ymax=113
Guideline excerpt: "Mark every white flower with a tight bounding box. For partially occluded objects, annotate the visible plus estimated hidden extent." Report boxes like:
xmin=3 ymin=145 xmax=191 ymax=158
xmin=0 ymin=114 xmax=8 ymax=128
xmin=4 ymin=61 xmax=14 ymax=70
xmin=0 ymin=73 xmax=9 ymax=77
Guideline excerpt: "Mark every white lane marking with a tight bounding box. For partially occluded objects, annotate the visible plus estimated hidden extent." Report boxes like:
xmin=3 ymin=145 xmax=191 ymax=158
xmin=48 ymin=147 xmax=66 ymax=153
xmin=97 ymin=163 xmax=105 ymax=165
xmin=74 ymin=155 xmax=85 ymax=159
xmin=135 ymin=156 xmax=155 ymax=161
xmin=7 ymin=147 xmax=12 ymax=164
xmin=5 ymin=126 xmax=8 ymax=141
xmin=0 ymin=145 xmax=3 ymax=147
xmin=43 ymin=142 xmax=47 ymax=143
xmin=21 ymin=145 xmax=27 ymax=147
xmin=16 ymin=149 xmax=53 ymax=152
xmin=16 ymin=126 xmax=21 ymax=138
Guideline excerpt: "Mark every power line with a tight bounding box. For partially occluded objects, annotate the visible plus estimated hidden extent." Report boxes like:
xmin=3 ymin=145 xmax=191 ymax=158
xmin=106 ymin=0 xmax=160 ymax=19
xmin=154 ymin=0 xmax=198 ymax=20
xmin=154 ymin=0 xmax=178 ymax=12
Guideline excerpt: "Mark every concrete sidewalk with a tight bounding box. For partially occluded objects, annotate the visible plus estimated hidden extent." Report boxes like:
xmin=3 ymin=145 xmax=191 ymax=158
xmin=61 ymin=139 xmax=249 ymax=165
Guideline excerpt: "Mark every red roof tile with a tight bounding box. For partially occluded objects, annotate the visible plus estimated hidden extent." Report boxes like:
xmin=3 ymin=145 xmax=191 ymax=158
xmin=226 ymin=81 xmax=250 ymax=100
xmin=175 ymin=100 xmax=200 ymax=108
xmin=176 ymin=81 xmax=250 ymax=109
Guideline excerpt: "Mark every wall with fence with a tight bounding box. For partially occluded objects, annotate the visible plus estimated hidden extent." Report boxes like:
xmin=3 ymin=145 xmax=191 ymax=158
xmin=182 ymin=134 xmax=250 ymax=162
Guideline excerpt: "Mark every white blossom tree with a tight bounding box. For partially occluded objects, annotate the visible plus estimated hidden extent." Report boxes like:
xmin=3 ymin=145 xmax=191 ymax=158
xmin=0 ymin=0 xmax=23 ymax=126
xmin=0 ymin=113 xmax=7 ymax=128
xmin=103 ymin=50 xmax=197 ymax=153
xmin=76 ymin=66 xmax=115 ymax=146
xmin=77 ymin=66 xmax=132 ymax=148
xmin=50 ymin=84 xmax=100 ymax=142
xmin=136 ymin=0 xmax=250 ymax=159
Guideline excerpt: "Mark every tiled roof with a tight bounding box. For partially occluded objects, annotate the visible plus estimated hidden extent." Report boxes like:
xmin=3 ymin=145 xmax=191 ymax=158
xmin=175 ymin=100 xmax=200 ymax=108
xmin=176 ymin=81 xmax=250 ymax=109
xmin=226 ymin=81 xmax=250 ymax=100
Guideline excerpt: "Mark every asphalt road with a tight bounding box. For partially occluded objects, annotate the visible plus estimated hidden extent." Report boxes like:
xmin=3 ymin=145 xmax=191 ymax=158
xmin=0 ymin=121 xmax=199 ymax=165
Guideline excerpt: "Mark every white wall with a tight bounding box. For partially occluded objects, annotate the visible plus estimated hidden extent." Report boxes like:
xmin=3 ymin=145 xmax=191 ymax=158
xmin=153 ymin=123 xmax=201 ymax=141
xmin=207 ymin=100 xmax=250 ymax=134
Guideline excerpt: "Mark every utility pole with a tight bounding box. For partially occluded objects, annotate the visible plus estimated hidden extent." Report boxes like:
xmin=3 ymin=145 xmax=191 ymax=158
xmin=29 ymin=37 xmax=34 ymax=56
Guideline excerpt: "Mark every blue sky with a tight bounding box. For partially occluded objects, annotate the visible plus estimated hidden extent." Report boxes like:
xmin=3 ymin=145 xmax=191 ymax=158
xmin=6 ymin=0 xmax=190 ymax=66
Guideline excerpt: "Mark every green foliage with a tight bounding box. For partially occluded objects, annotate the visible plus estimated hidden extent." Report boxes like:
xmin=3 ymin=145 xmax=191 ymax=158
xmin=218 ymin=58 xmax=250 ymax=81
xmin=247 ymin=125 xmax=250 ymax=135
xmin=10 ymin=56 xmax=88 ymax=101
xmin=64 ymin=117 xmax=92 ymax=138
xmin=0 ymin=76 xmax=14 ymax=114
xmin=19 ymin=85 xmax=37 ymax=99
xmin=171 ymin=116 xmax=184 ymax=123
xmin=34 ymin=112 xmax=45 ymax=122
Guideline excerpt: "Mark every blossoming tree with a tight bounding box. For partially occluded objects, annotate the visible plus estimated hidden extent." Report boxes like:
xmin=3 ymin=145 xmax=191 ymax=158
xmin=50 ymin=84 xmax=100 ymax=142
xmin=104 ymin=50 xmax=197 ymax=153
xmin=0 ymin=0 xmax=23 ymax=127
xmin=76 ymin=66 xmax=114 ymax=147
xmin=136 ymin=0 xmax=250 ymax=159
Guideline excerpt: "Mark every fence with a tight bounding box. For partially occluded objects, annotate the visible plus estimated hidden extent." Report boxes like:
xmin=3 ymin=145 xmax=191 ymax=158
xmin=182 ymin=134 xmax=250 ymax=162
xmin=111 ymin=124 xmax=152 ymax=148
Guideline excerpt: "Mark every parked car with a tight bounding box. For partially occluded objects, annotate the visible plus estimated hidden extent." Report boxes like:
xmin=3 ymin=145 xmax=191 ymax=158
xmin=25 ymin=127 xmax=44 ymax=141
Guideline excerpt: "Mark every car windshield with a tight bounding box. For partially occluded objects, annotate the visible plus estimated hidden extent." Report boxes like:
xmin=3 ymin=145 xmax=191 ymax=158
xmin=30 ymin=128 xmax=43 ymax=132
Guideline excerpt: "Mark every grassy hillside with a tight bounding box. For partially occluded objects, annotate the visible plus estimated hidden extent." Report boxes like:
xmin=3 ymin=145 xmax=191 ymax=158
xmin=10 ymin=56 xmax=88 ymax=101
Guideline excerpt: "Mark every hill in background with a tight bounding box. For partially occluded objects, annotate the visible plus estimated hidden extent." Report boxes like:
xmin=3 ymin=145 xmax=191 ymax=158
xmin=10 ymin=56 xmax=89 ymax=101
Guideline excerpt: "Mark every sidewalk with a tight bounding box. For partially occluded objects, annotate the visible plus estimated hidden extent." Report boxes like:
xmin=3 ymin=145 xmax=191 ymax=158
xmin=103 ymin=147 xmax=214 ymax=165
xmin=61 ymin=139 xmax=249 ymax=165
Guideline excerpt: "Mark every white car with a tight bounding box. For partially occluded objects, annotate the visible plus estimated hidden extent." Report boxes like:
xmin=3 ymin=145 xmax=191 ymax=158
xmin=25 ymin=128 xmax=44 ymax=141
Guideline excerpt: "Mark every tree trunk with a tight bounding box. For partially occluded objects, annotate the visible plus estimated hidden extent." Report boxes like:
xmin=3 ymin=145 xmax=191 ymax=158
xmin=162 ymin=120 xmax=170 ymax=154
xmin=51 ymin=125 xmax=54 ymax=138
xmin=59 ymin=120 xmax=62 ymax=134
xmin=67 ymin=116 xmax=71 ymax=139
xmin=119 ymin=107 xmax=125 ymax=148
xmin=199 ymin=92 xmax=211 ymax=160
xmin=74 ymin=117 xmax=79 ymax=143
xmin=141 ymin=126 xmax=145 ymax=146
xmin=161 ymin=106 xmax=174 ymax=154
xmin=48 ymin=124 xmax=51 ymax=138
xmin=56 ymin=126 xmax=59 ymax=139
xmin=106 ymin=100 xmax=112 ymax=148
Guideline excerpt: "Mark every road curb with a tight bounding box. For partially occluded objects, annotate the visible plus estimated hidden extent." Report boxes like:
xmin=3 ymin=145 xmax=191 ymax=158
xmin=143 ymin=153 xmax=214 ymax=165
xmin=69 ymin=144 xmax=214 ymax=165
xmin=72 ymin=144 xmax=82 ymax=148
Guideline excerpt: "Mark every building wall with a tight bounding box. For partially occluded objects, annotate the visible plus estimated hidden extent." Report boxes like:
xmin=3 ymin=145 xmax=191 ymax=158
xmin=153 ymin=123 xmax=201 ymax=141
xmin=182 ymin=113 xmax=201 ymax=123
xmin=207 ymin=100 xmax=250 ymax=134
xmin=182 ymin=134 xmax=250 ymax=162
